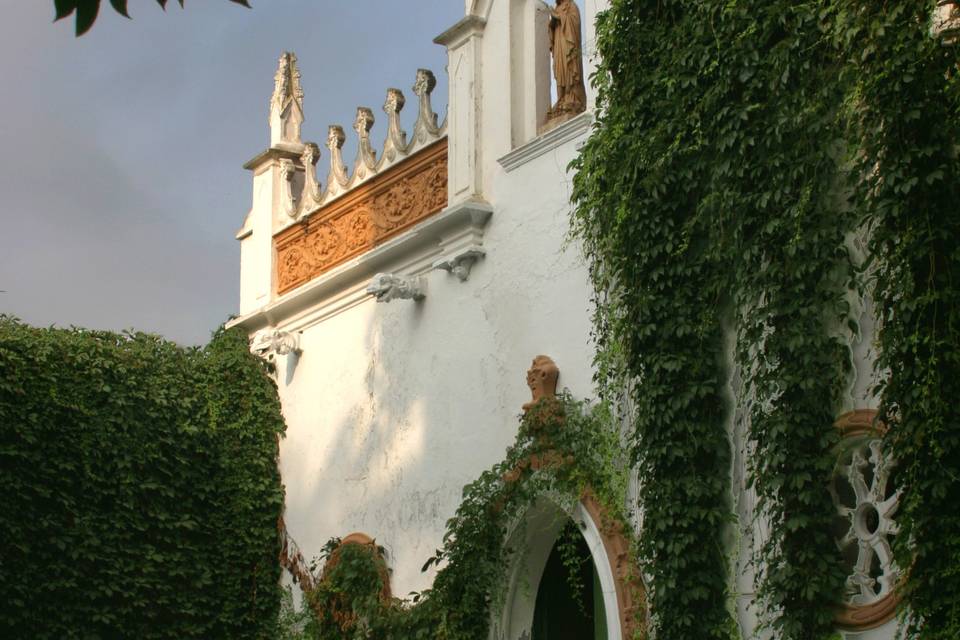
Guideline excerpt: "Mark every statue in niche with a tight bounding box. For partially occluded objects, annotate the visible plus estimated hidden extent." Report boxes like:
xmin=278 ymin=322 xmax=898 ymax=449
xmin=523 ymin=355 xmax=560 ymax=412
xmin=547 ymin=0 xmax=587 ymax=121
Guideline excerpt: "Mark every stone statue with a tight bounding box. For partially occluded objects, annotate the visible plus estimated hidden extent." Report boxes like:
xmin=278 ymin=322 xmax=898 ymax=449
xmin=547 ymin=0 xmax=587 ymax=120
xmin=523 ymin=355 xmax=560 ymax=412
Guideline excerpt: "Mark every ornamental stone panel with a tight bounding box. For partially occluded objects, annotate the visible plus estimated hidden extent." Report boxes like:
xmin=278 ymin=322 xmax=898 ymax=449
xmin=274 ymin=139 xmax=447 ymax=295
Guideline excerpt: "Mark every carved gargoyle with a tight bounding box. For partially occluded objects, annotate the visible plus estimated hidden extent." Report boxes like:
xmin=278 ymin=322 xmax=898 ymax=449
xmin=365 ymin=273 xmax=426 ymax=303
xmin=251 ymin=329 xmax=301 ymax=362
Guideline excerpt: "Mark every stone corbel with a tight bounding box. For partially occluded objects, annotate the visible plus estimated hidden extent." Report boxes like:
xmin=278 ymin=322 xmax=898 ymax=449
xmin=431 ymin=199 xmax=492 ymax=282
xmin=433 ymin=246 xmax=485 ymax=282
xmin=365 ymin=273 xmax=426 ymax=303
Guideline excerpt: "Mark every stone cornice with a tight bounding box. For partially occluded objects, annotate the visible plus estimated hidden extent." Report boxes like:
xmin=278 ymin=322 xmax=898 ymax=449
xmin=433 ymin=15 xmax=486 ymax=47
xmin=226 ymin=199 xmax=492 ymax=334
xmin=497 ymin=111 xmax=593 ymax=173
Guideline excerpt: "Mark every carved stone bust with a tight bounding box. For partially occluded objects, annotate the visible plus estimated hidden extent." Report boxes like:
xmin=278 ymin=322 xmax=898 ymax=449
xmin=523 ymin=355 xmax=560 ymax=412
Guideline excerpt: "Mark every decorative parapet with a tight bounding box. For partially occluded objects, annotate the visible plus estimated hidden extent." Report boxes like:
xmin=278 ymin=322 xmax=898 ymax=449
xmin=275 ymin=138 xmax=448 ymax=295
xmin=276 ymin=68 xmax=447 ymax=226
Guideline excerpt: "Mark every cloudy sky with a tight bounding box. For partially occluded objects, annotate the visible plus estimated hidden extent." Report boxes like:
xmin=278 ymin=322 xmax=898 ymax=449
xmin=0 ymin=1 xmax=462 ymax=345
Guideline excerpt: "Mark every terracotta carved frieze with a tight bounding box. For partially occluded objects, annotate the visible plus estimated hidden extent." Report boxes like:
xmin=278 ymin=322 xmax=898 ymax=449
xmin=274 ymin=138 xmax=447 ymax=295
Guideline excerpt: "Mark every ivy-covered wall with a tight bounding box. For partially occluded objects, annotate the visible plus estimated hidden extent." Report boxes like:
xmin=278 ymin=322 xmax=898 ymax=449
xmin=572 ymin=1 xmax=959 ymax=638
xmin=0 ymin=318 xmax=286 ymax=638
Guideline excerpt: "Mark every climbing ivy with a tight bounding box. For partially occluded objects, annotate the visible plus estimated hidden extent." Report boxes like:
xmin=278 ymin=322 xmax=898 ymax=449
xmin=844 ymin=3 xmax=960 ymax=637
xmin=0 ymin=318 xmax=286 ymax=638
xmin=571 ymin=0 xmax=959 ymax=638
xmin=290 ymin=395 xmax=640 ymax=640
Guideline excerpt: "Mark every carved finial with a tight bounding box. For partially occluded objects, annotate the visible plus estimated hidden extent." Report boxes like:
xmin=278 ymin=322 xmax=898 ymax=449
xmin=327 ymin=124 xmax=346 ymax=152
xmin=522 ymin=355 xmax=559 ymax=412
xmin=352 ymin=107 xmax=378 ymax=180
xmin=381 ymin=88 xmax=408 ymax=163
xmin=325 ymin=125 xmax=349 ymax=198
xmin=355 ymin=107 xmax=375 ymax=137
xmin=384 ymin=88 xmax=406 ymax=115
xmin=301 ymin=141 xmax=320 ymax=166
xmin=298 ymin=142 xmax=323 ymax=216
xmin=412 ymin=69 xmax=441 ymax=142
xmin=270 ymin=51 xmax=305 ymax=146
xmin=278 ymin=158 xmax=297 ymax=219
xmin=413 ymin=68 xmax=437 ymax=97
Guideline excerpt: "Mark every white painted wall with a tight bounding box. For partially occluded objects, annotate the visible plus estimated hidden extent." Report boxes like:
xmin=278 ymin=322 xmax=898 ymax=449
xmin=227 ymin=0 xmax=599 ymax=597
xmin=270 ymin=123 xmax=594 ymax=594
xmin=231 ymin=1 xmax=897 ymax=637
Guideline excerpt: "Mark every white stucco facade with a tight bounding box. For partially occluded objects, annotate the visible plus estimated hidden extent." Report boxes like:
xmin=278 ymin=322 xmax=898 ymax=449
xmin=227 ymin=2 xmax=901 ymax=638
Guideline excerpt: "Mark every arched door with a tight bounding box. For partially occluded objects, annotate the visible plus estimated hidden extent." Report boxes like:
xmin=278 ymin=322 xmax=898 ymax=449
xmin=531 ymin=522 xmax=607 ymax=640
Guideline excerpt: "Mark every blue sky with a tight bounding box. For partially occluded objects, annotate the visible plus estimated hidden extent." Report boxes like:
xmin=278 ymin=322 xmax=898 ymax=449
xmin=0 ymin=1 xmax=462 ymax=345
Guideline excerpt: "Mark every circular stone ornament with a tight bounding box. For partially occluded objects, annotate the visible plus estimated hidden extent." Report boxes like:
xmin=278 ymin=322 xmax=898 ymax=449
xmin=831 ymin=410 xmax=901 ymax=630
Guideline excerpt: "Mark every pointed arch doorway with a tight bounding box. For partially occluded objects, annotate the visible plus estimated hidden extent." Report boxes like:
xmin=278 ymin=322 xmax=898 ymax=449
xmin=499 ymin=493 xmax=642 ymax=640
xmin=530 ymin=520 xmax=607 ymax=640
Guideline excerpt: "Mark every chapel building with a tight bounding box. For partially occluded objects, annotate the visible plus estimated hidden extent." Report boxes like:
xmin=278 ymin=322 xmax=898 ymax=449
xmin=227 ymin=1 xmax=904 ymax=638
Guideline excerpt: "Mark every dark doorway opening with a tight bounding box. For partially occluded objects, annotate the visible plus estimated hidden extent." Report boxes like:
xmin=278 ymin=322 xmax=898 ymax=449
xmin=532 ymin=522 xmax=607 ymax=640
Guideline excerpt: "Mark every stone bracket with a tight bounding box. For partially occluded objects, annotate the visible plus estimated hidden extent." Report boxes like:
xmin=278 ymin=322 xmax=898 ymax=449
xmin=497 ymin=111 xmax=592 ymax=173
xmin=433 ymin=246 xmax=485 ymax=281
xmin=431 ymin=199 xmax=492 ymax=282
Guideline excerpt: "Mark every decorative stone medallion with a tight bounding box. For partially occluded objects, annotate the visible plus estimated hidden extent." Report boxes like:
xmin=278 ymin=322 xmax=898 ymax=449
xmin=831 ymin=409 xmax=901 ymax=630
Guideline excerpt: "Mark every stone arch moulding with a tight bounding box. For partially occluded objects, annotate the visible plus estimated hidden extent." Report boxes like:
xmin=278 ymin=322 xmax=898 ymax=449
xmin=831 ymin=409 xmax=901 ymax=631
xmin=498 ymin=489 xmax=645 ymax=640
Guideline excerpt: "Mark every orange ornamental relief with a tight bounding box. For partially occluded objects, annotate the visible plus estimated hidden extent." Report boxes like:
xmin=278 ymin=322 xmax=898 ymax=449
xmin=275 ymin=138 xmax=447 ymax=295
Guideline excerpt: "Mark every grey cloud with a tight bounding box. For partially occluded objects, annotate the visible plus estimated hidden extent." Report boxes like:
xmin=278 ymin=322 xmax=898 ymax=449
xmin=0 ymin=1 xmax=462 ymax=345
